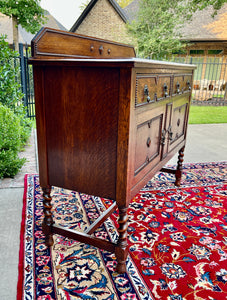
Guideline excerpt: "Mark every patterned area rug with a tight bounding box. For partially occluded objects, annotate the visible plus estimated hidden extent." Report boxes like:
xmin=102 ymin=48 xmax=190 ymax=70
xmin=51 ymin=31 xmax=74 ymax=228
xmin=17 ymin=162 xmax=227 ymax=300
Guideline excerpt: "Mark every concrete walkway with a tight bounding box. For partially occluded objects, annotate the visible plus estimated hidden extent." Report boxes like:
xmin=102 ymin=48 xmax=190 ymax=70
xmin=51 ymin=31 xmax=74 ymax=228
xmin=170 ymin=123 xmax=227 ymax=164
xmin=0 ymin=124 xmax=226 ymax=299
xmin=0 ymin=129 xmax=38 ymax=300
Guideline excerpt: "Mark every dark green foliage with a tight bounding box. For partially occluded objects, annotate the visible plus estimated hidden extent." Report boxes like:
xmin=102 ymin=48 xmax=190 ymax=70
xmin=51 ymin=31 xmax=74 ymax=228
xmin=0 ymin=35 xmax=32 ymax=178
xmin=0 ymin=35 xmax=23 ymax=109
xmin=0 ymin=0 xmax=45 ymax=34
xmin=189 ymin=0 xmax=227 ymax=15
xmin=0 ymin=104 xmax=26 ymax=178
xmin=20 ymin=114 xmax=33 ymax=146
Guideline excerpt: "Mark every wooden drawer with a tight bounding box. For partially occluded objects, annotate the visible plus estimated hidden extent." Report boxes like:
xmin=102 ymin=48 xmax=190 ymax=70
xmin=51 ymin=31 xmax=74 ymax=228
xmin=136 ymin=75 xmax=171 ymax=106
xmin=134 ymin=114 xmax=163 ymax=175
xmin=173 ymin=74 xmax=192 ymax=95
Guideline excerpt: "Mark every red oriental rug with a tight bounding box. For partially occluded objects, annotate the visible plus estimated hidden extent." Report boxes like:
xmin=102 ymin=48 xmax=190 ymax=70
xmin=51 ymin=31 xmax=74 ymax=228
xmin=17 ymin=162 xmax=227 ymax=300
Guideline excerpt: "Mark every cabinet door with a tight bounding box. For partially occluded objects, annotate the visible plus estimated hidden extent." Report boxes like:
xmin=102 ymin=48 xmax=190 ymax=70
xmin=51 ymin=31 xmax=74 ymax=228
xmin=134 ymin=114 xmax=163 ymax=175
xmin=169 ymin=97 xmax=189 ymax=152
xmin=161 ymin=102 xmax=172 ymax=159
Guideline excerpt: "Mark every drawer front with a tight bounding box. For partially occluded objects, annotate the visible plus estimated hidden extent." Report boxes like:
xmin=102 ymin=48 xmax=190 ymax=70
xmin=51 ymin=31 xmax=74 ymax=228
xmin=136 ymin=76 xmax=157 ymax=105
xmin=135 ymin=114 xmax=163 ymax=175
xmin=157 ymin=76 xmax=171 ymax=99
xmin=173 ymin=74 xmax=192 ymax=95
xmin=136 ymin=75 xmax=171 ymax=106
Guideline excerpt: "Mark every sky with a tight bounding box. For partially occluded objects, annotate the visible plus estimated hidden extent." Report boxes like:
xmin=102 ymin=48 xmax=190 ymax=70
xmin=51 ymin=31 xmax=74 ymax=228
xmin=40 ymin=0 xmax=85 ymax=30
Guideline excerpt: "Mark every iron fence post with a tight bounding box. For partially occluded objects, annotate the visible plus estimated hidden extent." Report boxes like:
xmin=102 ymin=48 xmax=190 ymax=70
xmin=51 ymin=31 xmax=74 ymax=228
xmin=19 ymin=43 xmax=28 ymax=114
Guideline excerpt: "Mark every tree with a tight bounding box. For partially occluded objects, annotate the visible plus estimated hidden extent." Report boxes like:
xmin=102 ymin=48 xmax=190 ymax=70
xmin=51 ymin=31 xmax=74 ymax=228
xmin=0 ymin=0 xmax=45 ymax=51
xmin=187 ymin=0 xmax=227 ymax=14
xmin=128 ymin=0 xmax=227 ymax=59
xmin=117 ymin=0 xmax=133 ymax=8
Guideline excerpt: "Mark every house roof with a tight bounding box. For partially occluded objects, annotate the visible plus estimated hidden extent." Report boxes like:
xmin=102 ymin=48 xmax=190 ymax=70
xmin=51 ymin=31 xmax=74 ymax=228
xmin=0 ymin=10 xmax=66 ymax=45
xmin=181 ymin=4 xmax=227 ymax=42
xmin=123 ymin=0 xmax=140 ymax=22
xmin=70 ymin=0 xmax=128 ymax=32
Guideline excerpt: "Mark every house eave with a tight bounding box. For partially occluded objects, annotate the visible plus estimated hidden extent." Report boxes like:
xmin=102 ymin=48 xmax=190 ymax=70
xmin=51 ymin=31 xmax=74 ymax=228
xmin=181 ymin=38 xmax=227 ymax=43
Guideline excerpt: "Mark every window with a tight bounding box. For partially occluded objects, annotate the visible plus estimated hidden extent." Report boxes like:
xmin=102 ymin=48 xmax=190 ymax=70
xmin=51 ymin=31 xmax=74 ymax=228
xmin=208 ymin=49 xmax=223 ymax=55
xmin=189 ymin=50 xmax=205 ymax=55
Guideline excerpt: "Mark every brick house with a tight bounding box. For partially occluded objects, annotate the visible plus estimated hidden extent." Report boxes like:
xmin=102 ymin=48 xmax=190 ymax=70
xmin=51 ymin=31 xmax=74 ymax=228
xmin=71 ymin=0 xmax=227 ymax=101
xmin=179 ymin=4 xmax=227 ymax=100
xmin=70 ymin=0 xmax=133 ymax=44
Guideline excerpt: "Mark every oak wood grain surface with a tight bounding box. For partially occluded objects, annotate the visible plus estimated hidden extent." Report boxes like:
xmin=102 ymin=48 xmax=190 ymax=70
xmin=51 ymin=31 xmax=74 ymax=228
xmin=30 ymin=28 xmax=196 ymax=273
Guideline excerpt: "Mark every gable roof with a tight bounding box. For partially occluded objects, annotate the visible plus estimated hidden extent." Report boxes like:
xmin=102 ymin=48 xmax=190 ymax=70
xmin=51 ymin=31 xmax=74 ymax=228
xmin=70 ymin=0 xmax=127 ymax=32
xmin=123 ymin=0 xmax=139 ymax=22
xmin=0 ymin=10 xmax=66 ymax=45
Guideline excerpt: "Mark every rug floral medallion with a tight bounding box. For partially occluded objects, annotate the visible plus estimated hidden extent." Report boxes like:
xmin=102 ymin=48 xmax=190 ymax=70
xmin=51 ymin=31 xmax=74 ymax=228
xmin=18 ymin=162 xmax=227 ymax=300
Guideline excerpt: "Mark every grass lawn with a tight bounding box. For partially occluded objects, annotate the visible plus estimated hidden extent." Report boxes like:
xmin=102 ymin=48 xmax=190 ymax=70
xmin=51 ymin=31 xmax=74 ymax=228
xmin=188 ymin=106 xmax=227 ymax=124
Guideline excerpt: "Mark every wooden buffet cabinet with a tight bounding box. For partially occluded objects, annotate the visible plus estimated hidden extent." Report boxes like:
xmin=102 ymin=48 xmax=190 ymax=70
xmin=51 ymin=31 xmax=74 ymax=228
xmin=30 ymin=28 xmax=196 ymax=273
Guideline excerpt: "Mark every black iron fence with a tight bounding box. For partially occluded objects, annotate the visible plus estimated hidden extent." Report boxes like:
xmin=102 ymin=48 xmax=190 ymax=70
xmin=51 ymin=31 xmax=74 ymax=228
xmin=172 ymin=56 xmax=227 ymax=106
xmin=18 ymin=43 xmax=35 ymax=119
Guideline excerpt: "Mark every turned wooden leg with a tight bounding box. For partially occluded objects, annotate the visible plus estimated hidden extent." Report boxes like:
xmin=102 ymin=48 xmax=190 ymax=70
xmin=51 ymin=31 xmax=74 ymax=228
xmin=175 ymin=146 xmax=185 ymax=187
xmin=42 ymin=186 xmax=54 ymax=246
xmin=115 ymin=207 xmax=129 ymax=274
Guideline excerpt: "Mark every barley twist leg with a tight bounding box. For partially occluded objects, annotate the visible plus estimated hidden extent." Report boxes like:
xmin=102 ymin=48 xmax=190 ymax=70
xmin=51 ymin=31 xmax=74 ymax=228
xmin=42 ymin=186 xmax=54 ymax=246
xmin=115 ymin=207 xmax=129 ymax=273
xmin=175 ymin=146 xmax=185 ymax=187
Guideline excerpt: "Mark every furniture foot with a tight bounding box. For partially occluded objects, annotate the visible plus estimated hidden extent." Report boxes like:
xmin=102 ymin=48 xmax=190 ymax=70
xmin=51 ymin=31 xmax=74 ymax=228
xmin=115 ymin=207 xmax=129 ymax=273
xmin=175 ymin=146 xmax=185 ymax=187
xmin=42 ymin=186 xmax=54 ymax=246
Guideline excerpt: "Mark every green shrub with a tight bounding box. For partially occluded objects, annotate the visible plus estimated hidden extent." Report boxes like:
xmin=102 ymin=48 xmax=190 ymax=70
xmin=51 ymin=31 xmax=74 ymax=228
xmin=0 ymin=35 xmax=32 ymax=178
xmin=0 ymin=35 xmax=23 ymax=109
xmin=0 ymin=103 xmax=25 ymax=178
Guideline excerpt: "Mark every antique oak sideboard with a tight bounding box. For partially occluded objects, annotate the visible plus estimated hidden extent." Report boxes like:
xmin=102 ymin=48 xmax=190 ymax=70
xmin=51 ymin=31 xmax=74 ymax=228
xmin=29 ymin=28 xmax=196 ymax=273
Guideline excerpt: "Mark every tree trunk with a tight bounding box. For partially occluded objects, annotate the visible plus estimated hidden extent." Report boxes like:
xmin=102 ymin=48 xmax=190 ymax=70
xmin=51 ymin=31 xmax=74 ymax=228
xmin=12 ymin=16 xmax=19 ymax=52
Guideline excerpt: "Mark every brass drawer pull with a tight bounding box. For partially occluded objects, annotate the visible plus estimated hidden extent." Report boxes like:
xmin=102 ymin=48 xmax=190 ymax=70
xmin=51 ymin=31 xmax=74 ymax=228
xmin=144 ymin=84 xmax=151 ymax=102
xmin=164 ymin=83 xmax=168 ymax=97
xmin=168 ymin=125 xmax=173 ymax=140
xmin=176 ymin=82 xmax=180 ymax=94
xmin=187 ymin=80 xmax=191 ymax=91
xmin=160 ymin=129 xmax=166 ymax=145
xmin=147 ymin=137 xmax=151 ymax=147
